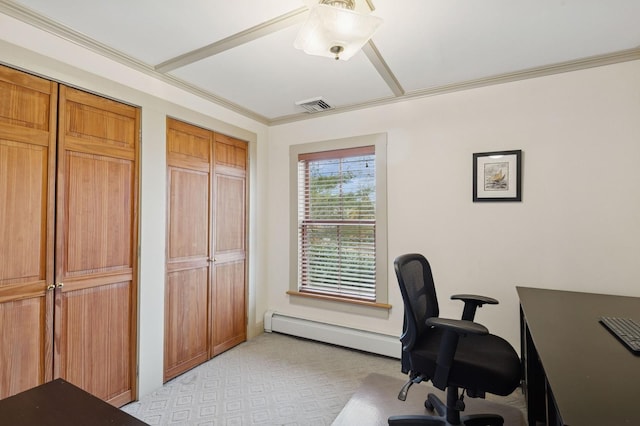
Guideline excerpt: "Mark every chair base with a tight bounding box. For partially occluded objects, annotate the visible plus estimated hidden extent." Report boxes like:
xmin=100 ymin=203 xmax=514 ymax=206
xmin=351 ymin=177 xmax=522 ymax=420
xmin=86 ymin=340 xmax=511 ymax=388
xmin=388 ymin=392 xmax=505 ymax=426
xmin=388 ymin=414 xmax=504 ymax=426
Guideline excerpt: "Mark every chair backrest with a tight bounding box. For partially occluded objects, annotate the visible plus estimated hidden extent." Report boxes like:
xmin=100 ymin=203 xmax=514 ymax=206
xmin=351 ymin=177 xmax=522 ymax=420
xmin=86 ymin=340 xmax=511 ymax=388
xmin=394 ymin=253 xmax=439 ymax=352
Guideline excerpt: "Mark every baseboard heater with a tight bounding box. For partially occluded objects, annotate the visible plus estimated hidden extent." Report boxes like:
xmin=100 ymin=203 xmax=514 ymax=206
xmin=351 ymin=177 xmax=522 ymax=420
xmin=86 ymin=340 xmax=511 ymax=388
xmin=264 ymin=311 xmax=400 ymax=359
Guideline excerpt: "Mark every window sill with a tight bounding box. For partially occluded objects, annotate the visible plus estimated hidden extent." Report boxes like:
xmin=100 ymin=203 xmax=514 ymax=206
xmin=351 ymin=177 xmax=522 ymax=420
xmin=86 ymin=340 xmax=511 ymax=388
xmin=286 ymin=290 xmax=392 ymax=310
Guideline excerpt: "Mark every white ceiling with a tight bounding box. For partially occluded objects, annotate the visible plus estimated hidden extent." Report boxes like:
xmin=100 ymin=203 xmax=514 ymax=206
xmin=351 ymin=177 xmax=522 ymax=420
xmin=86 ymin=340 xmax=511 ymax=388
xmin=2 ymin=0 xmax=640 ymax=124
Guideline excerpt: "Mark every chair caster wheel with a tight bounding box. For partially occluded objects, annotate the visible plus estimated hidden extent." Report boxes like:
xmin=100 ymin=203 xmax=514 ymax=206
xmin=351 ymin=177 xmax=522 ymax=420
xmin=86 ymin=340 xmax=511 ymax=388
xmin=425 ymin=399 xmax=434 ymax=410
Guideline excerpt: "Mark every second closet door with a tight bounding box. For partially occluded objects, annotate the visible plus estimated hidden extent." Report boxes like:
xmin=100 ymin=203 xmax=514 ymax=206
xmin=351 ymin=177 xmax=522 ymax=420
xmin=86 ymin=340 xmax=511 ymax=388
xmin=164 ymin=118 xmax=247 ymax=382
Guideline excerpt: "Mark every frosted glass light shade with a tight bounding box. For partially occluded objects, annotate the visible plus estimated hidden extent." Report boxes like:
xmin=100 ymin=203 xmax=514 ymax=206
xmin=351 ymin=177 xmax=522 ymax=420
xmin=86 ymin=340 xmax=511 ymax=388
xmin=294 ymin=4 xmax=383 ymax=61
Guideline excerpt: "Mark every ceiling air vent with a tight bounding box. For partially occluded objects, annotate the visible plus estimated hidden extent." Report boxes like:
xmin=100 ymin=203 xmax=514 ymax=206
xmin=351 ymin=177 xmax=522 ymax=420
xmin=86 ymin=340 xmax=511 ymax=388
xmin=295 ymin=97 xmax=333 ymax=113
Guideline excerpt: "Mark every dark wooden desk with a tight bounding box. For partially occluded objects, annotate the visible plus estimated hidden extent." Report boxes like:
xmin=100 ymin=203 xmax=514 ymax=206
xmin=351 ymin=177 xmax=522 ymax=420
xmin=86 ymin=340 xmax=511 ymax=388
xmin=517 ymin=286 xmax=640 ymax=426
xmin=0 ymin=378 xmax=148 ymax=425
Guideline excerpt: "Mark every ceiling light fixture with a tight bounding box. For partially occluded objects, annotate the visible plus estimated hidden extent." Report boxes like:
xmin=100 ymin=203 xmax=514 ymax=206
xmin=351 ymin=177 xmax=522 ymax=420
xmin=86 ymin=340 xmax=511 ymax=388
xmin=294 ymin=0 xmax=383 ymax=61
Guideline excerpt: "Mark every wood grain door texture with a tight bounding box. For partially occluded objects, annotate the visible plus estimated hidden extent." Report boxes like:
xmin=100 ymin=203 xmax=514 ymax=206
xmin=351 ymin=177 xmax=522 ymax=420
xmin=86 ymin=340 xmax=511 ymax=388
xmin=0 ymin=65 xmax=57 ymax=400
xmin=164 ymin=118 xmax=212 ymax=381
xmin=0 ymin=65 xmax=139 ymax=406
xmin=164 ymin=118 xmax=247 ymax=382
xmin=211 ymin=133 xmax=247 ymax=356
xmin=54 ymin=86 xmax=140 ymax=407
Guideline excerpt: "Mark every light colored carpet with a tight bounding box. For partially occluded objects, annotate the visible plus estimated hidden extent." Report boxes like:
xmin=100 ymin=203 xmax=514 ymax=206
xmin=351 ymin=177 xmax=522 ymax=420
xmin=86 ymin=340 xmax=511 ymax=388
xmin=122 ymin=333 xmax=526 ymax=425
xmin=122 ymin=333 xmax=406 ymax=425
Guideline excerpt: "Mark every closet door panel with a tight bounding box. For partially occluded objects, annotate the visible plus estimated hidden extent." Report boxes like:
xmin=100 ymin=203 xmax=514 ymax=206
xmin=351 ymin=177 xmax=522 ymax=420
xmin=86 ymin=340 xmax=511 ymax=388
xmin=211 ymin=135 xmax=246 ymax=356
xmin=164 ymin=268 xmax=209 ymax=380
xmin=167 ymin=169 xmax=209 ymax=259
xmin=0 ymin=66 xmax=56 ymax=399
xmin=64 ymin=153 xmax=132 ymax=274
xmin=0 ymin=297 xmax=48 ymax=399
xmin=58 ymin=281 xmax=131 ymax=401
xmin=54 ymin=86 xmax=138 ymax=406
xmin=164 ymin=118 xmax=212 ymax=381
xmin=164 ymin=168 xmax=209 ymax=380
xmin=212 ymin=260 xmax=246 ymax=355
xmin=0 ymin=141 xmax=49 ymax=283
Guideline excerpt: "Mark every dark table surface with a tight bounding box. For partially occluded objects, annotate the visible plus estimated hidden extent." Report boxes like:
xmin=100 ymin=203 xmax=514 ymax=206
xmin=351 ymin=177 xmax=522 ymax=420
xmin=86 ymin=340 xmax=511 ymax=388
xmin=0 ymin=378 xmax=148 ymax=426
xmin=517 ymin=286 xmax=640 ymax=426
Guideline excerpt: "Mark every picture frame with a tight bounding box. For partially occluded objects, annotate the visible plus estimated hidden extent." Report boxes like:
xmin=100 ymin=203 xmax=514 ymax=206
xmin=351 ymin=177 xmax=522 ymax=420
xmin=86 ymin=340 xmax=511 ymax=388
xmin=473 ymin=150 xmax=522 ymax=202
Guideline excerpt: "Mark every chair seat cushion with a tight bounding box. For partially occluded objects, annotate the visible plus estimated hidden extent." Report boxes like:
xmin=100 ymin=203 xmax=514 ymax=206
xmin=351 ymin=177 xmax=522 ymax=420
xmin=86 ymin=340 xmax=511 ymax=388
xmin=409 ymin=328 xmax=521 ymax=396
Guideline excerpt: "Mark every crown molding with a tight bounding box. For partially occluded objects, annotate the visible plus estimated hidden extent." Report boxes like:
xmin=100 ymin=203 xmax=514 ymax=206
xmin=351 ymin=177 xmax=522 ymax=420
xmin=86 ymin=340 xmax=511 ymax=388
xmin=269 ymin=47 xmax=640 ymax=125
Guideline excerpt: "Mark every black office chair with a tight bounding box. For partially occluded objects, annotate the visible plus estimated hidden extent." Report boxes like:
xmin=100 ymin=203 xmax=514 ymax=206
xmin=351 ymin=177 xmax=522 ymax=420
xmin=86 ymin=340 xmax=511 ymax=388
xmin=389 ymin=253 xmax=521 ymax=426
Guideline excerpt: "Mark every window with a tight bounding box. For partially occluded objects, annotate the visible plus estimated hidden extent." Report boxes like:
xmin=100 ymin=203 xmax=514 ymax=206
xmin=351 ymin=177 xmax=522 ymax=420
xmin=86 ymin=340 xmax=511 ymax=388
xmin=289 ymin=134 xmax=388 ymax=307
xmin=298 ymin=146 xmax=376 ymax=300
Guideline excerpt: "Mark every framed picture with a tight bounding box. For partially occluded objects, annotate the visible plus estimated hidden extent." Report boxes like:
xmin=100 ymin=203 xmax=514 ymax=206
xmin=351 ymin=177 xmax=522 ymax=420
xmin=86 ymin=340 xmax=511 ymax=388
xmin=473 ymin=150 xmax=522 ymax=202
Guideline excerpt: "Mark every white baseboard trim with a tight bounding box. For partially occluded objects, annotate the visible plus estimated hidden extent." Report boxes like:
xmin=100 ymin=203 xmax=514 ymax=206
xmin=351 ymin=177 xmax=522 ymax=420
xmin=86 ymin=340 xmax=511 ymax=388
xmin=264 ymin=310 xmax=400 ymax=359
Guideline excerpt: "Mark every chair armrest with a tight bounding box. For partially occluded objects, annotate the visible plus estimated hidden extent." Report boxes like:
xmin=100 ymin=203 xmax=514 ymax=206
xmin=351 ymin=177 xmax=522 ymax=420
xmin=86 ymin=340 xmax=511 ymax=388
xmin=425 ymin=317 xmax=488 ymax=336
xmin=451 ymin=294 xmax=499 ymax=321
xmin=451 ymin=294 xmax=499 ymax=305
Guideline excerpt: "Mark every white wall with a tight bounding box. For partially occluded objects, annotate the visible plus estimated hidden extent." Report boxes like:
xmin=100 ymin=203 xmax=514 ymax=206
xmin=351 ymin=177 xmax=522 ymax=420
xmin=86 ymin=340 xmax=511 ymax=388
xmin=266 ymin=59 xmax=640 ymax=349
xmin=0 ymin=13 xmax=270 ymax=398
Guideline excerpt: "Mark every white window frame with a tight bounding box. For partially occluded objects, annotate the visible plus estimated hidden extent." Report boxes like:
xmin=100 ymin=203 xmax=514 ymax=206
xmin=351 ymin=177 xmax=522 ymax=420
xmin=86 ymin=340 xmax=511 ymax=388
xmin=289 ymin=133 xmax=388 ymax=308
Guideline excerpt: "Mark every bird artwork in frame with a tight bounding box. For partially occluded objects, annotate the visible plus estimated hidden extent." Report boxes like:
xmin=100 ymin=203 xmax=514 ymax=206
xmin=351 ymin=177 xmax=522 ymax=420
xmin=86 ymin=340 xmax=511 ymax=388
xmin=473 ymin=150 xmax=522 ymax=202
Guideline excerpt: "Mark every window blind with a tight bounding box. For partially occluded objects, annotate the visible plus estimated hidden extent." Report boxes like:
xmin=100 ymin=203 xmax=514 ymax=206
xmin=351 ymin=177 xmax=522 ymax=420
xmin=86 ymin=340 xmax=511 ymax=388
xmin=297 ymin=146 xmax=376 ymax=301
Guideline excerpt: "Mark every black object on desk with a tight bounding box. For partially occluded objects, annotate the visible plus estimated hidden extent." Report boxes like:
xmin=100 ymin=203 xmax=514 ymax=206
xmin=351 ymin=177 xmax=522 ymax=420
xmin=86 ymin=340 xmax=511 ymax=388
xmin=599 ymin=316 xmax=640 ymax=354
xmin=0 ymin=378 xmax=148 ymax=426
xmin=518 ymin=286 xmax=640 ymax=426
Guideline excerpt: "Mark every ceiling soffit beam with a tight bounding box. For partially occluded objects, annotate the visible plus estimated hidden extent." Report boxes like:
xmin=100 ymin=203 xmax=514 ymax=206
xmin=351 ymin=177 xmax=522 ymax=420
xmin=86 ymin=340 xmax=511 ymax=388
xmin=362 ymin=40 xmax=404 ymax=96
xmin=155 ymin=7 xmax=309 ymax=73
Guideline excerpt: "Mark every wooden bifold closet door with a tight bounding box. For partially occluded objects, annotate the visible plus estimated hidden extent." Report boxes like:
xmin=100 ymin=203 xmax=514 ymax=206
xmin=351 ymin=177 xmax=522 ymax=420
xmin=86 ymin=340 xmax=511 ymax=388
xmin=0 ymin=65 xmax=57 ymax=400
xmin=164 ymin=118 xmax=247 ymax=382
xmin=0 ymin=65 xmax=139 ymax=406
xmin=54 ymin=86 xmax=139 ymax=406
